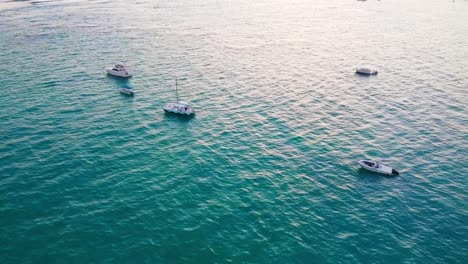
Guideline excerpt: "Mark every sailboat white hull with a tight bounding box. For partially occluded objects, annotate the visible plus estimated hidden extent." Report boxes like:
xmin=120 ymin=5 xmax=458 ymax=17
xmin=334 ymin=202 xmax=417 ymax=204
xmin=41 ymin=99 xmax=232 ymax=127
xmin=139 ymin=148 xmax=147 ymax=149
xmin=163 ymin=102 xmax=194 ymax=115
xmin=163 ymin=78 xmax=195 ymax=115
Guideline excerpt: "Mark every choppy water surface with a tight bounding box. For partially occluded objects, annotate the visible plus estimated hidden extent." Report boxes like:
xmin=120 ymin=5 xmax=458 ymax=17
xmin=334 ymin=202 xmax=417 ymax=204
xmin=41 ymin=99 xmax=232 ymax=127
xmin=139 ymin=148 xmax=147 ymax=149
xmin=0 ymin=0 xmax=467 ymax=262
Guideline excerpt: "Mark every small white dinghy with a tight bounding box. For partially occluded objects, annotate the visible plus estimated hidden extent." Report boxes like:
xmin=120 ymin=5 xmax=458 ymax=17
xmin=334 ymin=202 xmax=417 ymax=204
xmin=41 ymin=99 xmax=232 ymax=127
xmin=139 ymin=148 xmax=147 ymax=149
xmin=358 ymin=159 xmax=399 ymax=176
xmin=163 ymin=78 xmax=194 ymax=116
xmin=120 ymin=84 xmax=134 ymax=95
xmin=106 ymin=64 xmax=132 ymax=78
xmin=356 ymin=68 xmax=378 ymax=76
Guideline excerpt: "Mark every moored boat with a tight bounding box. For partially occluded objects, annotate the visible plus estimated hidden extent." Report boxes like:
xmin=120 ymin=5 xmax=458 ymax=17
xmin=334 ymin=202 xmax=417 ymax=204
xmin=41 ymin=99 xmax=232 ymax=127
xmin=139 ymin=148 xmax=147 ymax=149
xmin=120 ymin=84 xmax=134 ymax=95
xmin=163 ymin=78 xmax=194 ymax=115
xmin=163 ymin=101 xmax=194 ymax=115
xmin=358 ymin=159 xmax=399 ymax=176
xmin=356 ymin=68 xmax=378 ymax=75
xmin=106 ymin=64 xmax=132 ymax=78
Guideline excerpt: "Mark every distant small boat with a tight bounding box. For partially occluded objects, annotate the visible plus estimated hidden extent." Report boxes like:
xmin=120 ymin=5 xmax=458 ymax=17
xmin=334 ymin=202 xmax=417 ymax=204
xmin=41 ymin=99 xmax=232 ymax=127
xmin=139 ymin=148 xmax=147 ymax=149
xmin=358 ymin=159 xmax=399 ymax=176
xmin=120 ymin=84 xmax=134 ymax=95
xmin=356 ymin=68 xmax=378 ymax=75
xmin=106 ymin=64 xmax=132 ymax=78
xmin=163 ymin=78 xmax=194 ymax=115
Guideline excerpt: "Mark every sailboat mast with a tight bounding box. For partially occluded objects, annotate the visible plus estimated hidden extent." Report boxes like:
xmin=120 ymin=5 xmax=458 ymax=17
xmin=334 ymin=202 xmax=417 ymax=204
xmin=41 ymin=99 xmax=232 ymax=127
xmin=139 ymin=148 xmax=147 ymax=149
xmin=175 ymin=78 xmax=179 ymax=103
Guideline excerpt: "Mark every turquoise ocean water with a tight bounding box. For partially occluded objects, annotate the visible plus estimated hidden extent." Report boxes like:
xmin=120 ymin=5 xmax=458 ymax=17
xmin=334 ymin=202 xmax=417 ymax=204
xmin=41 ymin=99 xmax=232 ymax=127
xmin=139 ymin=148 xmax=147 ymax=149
xmin=0 ymin=0 xmax=467 ymax=262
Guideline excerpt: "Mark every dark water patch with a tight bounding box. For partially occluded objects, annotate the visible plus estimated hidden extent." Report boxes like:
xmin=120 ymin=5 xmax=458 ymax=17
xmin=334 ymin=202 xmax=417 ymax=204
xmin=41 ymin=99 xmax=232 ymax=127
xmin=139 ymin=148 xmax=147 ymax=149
xmin=24 ymin=33 xmax=49 ymax=41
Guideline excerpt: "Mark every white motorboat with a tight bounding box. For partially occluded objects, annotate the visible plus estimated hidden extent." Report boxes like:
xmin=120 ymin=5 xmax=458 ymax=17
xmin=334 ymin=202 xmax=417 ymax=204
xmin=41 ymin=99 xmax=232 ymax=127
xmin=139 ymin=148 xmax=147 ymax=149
xmin=106 ymin=64 xmax=132 ymax=78
xmin=358 ymin=159 xmax=399 ymax=176
xmin=356 ymin=68 xmax=378 ymax=75
xmin=163 ymin=78 xmax=194 ymax=115
xmin=120 ymin=84 xmax=134 ymax=95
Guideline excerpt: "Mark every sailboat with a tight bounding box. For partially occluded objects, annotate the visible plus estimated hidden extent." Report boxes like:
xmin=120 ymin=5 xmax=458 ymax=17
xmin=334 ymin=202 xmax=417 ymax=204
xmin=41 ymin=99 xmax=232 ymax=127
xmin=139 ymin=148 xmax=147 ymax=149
xmin=163 ymin=78 xmax=194 ymax=115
